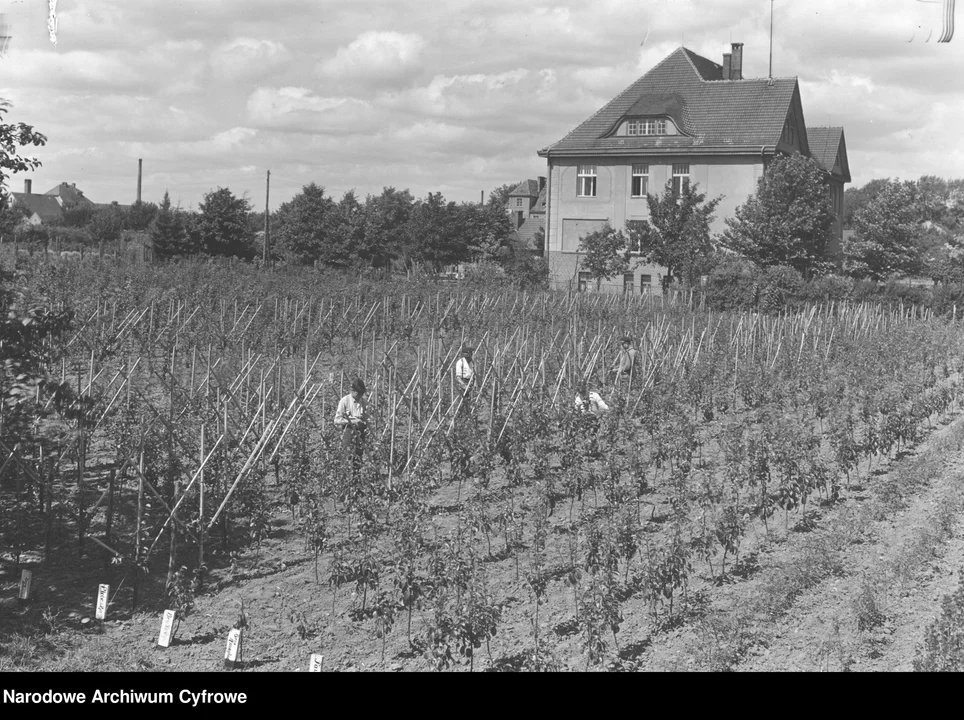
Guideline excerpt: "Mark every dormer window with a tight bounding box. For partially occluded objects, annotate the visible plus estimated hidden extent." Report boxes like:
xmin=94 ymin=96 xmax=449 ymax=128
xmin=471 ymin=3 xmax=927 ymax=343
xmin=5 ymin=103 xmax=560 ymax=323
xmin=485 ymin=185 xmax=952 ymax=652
xmin=627 ymin=119 xmax=666 ymax=136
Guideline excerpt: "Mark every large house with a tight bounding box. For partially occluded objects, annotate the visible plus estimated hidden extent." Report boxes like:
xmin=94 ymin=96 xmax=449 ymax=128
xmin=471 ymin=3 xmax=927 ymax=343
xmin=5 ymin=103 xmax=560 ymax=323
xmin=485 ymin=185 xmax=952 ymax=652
xmin=538 ymin=42 xmax=851 ymax=292
xmin=506 ymin=177 xmax=547 ymax=254
xmin=9 ymin=180 xmax=130 ymax=226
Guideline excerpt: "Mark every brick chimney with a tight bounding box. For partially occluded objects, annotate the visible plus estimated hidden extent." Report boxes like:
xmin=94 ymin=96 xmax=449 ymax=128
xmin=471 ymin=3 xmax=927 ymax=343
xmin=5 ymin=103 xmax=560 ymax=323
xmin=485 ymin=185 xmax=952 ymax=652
xmin=722 ymin=53 xmax=731 ymax=80
xmin=137 ymin=158 xmax=143 ymax=203
xmin=538 ymin=176 xmax=546 ymax=192
xmin=24 ymin=179 xmax=32 ymax=194
xmin=730 ymin=42 xmax=743 ymax=80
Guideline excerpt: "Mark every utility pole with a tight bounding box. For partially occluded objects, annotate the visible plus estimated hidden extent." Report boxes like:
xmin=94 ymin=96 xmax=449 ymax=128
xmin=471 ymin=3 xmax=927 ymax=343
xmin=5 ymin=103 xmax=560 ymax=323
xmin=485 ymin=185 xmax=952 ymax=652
xmin=263 ymin=170 xmax=270 ymax=265
xmin=769 ymin=0 xmax=774 ymax=78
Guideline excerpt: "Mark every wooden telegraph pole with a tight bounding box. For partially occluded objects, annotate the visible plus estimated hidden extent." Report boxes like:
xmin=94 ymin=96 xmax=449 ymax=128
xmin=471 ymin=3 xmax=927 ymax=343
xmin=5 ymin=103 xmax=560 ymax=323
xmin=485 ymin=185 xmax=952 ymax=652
xmin=263 ymin=170 xmax=271 ymax=265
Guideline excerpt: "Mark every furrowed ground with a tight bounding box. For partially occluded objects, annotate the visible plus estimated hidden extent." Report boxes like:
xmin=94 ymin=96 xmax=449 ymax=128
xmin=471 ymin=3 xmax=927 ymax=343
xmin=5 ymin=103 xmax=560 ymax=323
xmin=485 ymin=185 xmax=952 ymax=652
xmin=2 ymin=255 xmax=964 ymax=672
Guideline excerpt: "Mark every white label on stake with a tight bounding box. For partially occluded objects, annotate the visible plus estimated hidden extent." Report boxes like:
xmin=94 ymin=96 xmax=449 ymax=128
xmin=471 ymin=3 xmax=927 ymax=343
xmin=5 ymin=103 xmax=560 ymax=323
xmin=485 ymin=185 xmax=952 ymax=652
xmin=19 ymin=570 xmax=32 ymax=600
xmin=157 ymin=609 xmax=176 ymax=648
xmin=95 ymin=583 xmax=109 ymax=620
xmin=309 ymin=654 xmax=324 ymax=672
xmin=225 ymin=628 xmax=241 ymax=663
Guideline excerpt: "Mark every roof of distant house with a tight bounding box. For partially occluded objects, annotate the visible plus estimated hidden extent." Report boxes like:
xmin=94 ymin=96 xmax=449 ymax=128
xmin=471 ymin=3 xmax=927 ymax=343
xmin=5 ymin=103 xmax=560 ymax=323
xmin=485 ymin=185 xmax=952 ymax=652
xmin=805 ymin=126 xmax=850 ymax=182
xmin=45 ymin=182 xmax=95 ymax=206
xmin=513 ymin=216 xmax=545 ymax=252
xmin=540 ymin=46 xmax=800 ymax=157
xmin=508 ymin=179 xmax=541 ymax=197
xmin=9 ymin=192 xmax=63 ymax=223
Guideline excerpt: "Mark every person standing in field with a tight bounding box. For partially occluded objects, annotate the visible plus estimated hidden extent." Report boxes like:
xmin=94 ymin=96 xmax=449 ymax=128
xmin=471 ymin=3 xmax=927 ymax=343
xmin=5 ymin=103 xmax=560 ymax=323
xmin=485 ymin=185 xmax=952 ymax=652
xmin=455 ymin=346 xmax=474 ymax=393
xmin=454 ymin=346 xmax=475 ymax=414
xmin=334 ymin=378 xmax=367 ymax=469
xmin=612 ymin=336 xmax=638 ymax=386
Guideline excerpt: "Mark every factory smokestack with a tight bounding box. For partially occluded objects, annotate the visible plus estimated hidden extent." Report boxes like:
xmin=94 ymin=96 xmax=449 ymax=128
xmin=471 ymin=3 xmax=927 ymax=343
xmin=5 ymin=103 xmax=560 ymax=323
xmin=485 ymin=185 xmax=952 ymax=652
xmin=137 ymin=158 xmax=143 ymax=203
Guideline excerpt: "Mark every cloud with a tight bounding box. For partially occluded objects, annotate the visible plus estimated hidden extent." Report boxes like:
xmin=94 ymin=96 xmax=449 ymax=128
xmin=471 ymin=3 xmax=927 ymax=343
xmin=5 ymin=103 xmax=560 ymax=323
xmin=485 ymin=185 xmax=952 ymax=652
xmin=246 ymin=87 xmax=376 ymax=134
xmin=317 ymin=31 xmax=426 ymax=87
xmin=211 ymin=38 xmax=292 ymax=81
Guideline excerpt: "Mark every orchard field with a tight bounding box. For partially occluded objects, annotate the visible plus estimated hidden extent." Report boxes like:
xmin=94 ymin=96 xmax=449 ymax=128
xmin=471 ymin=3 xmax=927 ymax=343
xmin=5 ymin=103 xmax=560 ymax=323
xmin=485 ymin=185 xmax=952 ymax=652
xmin=3 ymin=254 xmax=964 ymax=671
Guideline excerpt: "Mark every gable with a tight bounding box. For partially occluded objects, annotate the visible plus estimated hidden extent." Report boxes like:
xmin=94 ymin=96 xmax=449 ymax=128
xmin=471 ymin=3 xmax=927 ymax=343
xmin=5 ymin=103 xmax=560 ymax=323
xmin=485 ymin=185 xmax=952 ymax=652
xmin=542 ymin=47 xmax=799 ymax=156
xmin=776 ymin=86 xmax=809 ymax=156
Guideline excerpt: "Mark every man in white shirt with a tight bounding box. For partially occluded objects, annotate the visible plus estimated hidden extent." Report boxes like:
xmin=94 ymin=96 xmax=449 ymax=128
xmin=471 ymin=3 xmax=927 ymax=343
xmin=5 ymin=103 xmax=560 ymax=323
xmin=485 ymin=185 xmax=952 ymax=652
xmin=455 ymin=347 xmax=474 ymax=393
xmin=334 ymin=378 xmax=367 ymax=468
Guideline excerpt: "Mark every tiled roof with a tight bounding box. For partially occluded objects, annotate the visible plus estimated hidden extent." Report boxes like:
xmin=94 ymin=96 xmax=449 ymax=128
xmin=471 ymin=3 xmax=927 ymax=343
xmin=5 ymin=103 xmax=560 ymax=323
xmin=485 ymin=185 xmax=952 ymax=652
xmin=508 ymin=179 xmax=540 ymax=197
xmin=806 ymin=126 xmax=850 ymax=181
xmin=9 ymin=193 xmax=63 ymax=223
xmin=531 ymin=184 xmax=547 ymax=213
xmin=45 ymin=182 xmax=95 ymax=206
xmin=542 ymin=47 xmax=798 ymax=156
xmin=513 ymin=215 xmax=545 ymax=252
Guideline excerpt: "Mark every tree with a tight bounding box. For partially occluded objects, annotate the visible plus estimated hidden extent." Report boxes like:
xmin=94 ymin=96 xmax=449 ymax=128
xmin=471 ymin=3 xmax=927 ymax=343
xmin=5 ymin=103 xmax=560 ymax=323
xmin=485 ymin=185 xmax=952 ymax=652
xmin=405 ymin=192 xmax=468 ymax=270
xmin=578 ymin=223 xmax=630 ymax=290
xmin=125 ymin=200 xmax=158 ymax=231
xmin=361 ymin=187 xmax=414 ymax=268
xmin=0 ymin=100 xmax=46 ymax=202
xmin=88 ymin=204 xmax=125 ymax=242
xmin=196 ymin=187 xmax=254 ymax=259
xmin=843 ymin=178 xmax=891 ymax=230
xmin=721 ymin=153 xmax=836 ymax=278
xmin=487 ymin=183 xmax=516 ymax=210
xmin=627 ymin=180 xmax=721 ymax=287
xmin=150 ymin=191 xmax=195 ymax=259
xmin=273 ymin=183 xmax=342 ymax=266
xmin=844 ymin=179 xmax=923 ymax=280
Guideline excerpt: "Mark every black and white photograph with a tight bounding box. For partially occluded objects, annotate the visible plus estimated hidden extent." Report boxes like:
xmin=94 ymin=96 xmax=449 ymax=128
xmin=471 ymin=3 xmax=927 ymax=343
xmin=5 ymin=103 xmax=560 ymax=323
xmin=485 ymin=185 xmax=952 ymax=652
xmin=1 ymin=0 xmax=964 ymax=675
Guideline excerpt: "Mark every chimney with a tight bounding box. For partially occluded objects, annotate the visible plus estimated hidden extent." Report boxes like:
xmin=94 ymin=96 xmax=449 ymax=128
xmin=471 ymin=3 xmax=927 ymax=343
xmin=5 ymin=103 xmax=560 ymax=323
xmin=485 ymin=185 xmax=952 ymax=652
xmin=722 ymin=53 xmax=731 ymax=80
xmin=24 ymin=179 xmax=31 ymax=194
xmin=730 ymin=42 xmax=743 ymax=80
xmin=538 ymin=176 xmax=546 ymax=192
xmin=137 ymin=158 xmax=143 ymax=204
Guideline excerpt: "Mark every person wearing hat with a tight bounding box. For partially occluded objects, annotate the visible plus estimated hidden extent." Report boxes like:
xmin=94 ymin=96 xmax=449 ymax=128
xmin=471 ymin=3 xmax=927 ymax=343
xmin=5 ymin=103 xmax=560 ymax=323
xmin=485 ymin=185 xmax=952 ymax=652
xmin=334 ymin=378 xmax=368 ymax=467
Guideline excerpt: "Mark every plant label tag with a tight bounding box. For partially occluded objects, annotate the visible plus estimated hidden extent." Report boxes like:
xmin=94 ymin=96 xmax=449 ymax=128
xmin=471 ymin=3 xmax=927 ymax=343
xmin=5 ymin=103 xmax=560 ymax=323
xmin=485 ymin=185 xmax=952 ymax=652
xmin=95 ymin=583 xmax=109 ymax=620
xmin=224 ymin=628 xmax=242 ymax=667
xmin=18 ymin=570 xmax=32 ymax=601
xmin=308 ymin=654 xmax=324 ymax=672
xmin=157 ymin=609 xmax=176 ymax=648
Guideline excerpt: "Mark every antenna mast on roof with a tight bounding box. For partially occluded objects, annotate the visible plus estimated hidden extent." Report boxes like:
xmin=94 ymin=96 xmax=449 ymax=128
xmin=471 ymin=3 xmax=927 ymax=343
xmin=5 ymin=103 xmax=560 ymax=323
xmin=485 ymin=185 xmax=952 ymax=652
xmin=769 ymin=0 xmax=774 ymax=78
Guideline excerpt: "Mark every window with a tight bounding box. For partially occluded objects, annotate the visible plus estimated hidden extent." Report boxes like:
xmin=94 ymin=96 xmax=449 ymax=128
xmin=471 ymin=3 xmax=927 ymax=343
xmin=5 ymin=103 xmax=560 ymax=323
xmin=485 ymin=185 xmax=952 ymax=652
xmin=515 ymin=198 xmax=523 ymax=207
xmin=578 ymin=272 xmax=591 ymax=292
xmin=577 ymin=165 xmax=597 ymax=197
xmin=623 ymin=273 xmax=635 ymax=294
xmin=672 ymin=164 xmax=690 ymax=197
xmin=631 ymin=164 xmax=649 ymax=197
xmin=640 ymin=274 xmax=653 ymax=293
xmin=627 ymin=119 xmax=667 ymax=136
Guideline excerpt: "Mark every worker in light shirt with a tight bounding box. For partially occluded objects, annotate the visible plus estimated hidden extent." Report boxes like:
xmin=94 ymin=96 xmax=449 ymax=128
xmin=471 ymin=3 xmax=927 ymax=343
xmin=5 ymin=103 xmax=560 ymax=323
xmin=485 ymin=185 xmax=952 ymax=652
xmin=455 ymin=346 xmax=474 ymax=393
xmin=334 ymin=378 xmax=367 ymax=468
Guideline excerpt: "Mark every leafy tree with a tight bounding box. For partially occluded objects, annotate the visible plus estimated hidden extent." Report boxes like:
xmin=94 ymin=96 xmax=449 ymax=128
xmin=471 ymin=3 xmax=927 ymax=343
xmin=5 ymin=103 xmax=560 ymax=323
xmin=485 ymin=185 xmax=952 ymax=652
xmin=721 ymin=153 xmax=836 ymax=278
xmin=150 ymin=191 xmax=195 ymax=259
xmin=333 ymin=190 xmax=367 ymax=267
xmin=58 ymin=203 xmax=95 ymax=228
xmin=578 ymin=223 xmax=630 ymax=290
xmin=627 ymin=179 xmax=721 ymax=287
xmin=405 ymin=192 xmax=468 ymax=270
xmin=196 ymin=187 xmax=254 ymax=259
xmin=487 ymin=183 xmax=516 ymax=209
xmin=843 ymin=178 xmax=890 ymax=230
xmin=273 ymin=183 xmax=341 ymax=266
xmin=844 ymin=179 xmax=923 ymax=280
xmin=361 ymin=187 xmax=414 ymax=269
xmin=0 ymin=200 xmax=30 ymax=240
xmin=125 ymin=200 xmax=158 ymax=231
xmin=88 ymin=204 xmax=125 ymax=242
xmin=0 ymin=100 xmax=46 ymax=202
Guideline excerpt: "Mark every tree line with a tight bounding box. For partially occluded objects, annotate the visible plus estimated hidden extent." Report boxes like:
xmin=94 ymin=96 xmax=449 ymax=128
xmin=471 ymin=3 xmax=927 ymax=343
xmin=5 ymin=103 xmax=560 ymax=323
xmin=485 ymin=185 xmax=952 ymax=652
xmin=580 ymin=153 xmax=964 ymax=289
xmin=1 ymin=177 xmax=545 ymax=283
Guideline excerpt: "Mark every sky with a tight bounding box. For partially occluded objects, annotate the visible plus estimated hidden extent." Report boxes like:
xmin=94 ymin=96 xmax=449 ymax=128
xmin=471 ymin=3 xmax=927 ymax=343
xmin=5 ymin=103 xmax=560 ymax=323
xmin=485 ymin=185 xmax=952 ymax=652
xmin=0 ymin=0 xmax=962 ymax=211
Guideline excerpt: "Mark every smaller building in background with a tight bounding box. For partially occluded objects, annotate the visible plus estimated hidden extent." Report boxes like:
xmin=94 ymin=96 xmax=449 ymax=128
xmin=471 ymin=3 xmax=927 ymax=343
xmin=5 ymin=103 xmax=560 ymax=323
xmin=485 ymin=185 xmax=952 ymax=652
xmin=506 ymin=177 xmax=546 ymax=254
xmin=9 ymin=180 xmax=130 ymax=226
